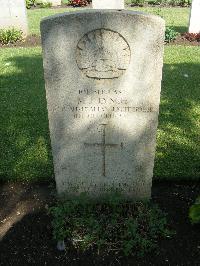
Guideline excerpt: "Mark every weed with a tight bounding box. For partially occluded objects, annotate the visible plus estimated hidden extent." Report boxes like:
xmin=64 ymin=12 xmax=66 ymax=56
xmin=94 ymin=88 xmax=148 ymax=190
xmin=38 ymin=1 xmax=52 ymax=8
xmin=26 ymin=0 xmax=52 ymax=9
xmin=0 ymin=28 xmax=23 ymax=45
xmin=49 ymin=193 xmax=174 ymax=257
xmin=26 ymin=0 xmax=37 ymax=8
xmin=189 ymin=197 xmax=200 ymax=224
xmin=130 ymin=0 xmax=146 ymax=6
xmin=165 ymin=26 xmax=178 ymax=43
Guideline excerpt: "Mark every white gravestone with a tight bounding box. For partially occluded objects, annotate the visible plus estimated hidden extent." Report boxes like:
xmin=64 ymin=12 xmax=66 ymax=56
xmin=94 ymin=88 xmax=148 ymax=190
xmin=93 ymin=0 xmax=124 ymax=9
xmin=41 ymin=0 xmax=61 ymax=6
xmin=189 ymin=0 xmax=200 ymax=33
xmin=0 ymin=0 xmax=28 ymax=36
xmin=41 ymin=10 xmax=165 ymax=199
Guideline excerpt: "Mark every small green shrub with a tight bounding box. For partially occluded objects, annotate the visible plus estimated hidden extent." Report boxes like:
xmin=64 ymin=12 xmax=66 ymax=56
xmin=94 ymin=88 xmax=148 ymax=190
xmin=26 ymin=0 xmax=37 ymax=8
xmin=166 ymin=0 xmax=191 ymax=6
xmin=130 ymin=0 xmax=146 ymax=6
xmin=49 ymin=193 xmax=173 ymax=257
xmin=126 ymin=0 xmax=191 ymax=6
xmin=146 ymin=0 xmax=161 ymax=5
xmin=0 ymin=28 xmax=23 ymax=45
xmin=189 ymin=197 xmax=200 ymax=224
xmin=165 ymin=27 xmax=178 ymax=43
xmin=37 ymin=1 xmax=52 ymax=8
xmin=26 ymin=0 xmax=52 ymax=8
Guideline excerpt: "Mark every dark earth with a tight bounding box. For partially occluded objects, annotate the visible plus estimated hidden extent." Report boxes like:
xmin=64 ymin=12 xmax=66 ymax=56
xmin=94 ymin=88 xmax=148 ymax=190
xmin=0 ymin=181 xmax=200 ymax=265
xmin=0 ymin=33 xmax=199 ymax=49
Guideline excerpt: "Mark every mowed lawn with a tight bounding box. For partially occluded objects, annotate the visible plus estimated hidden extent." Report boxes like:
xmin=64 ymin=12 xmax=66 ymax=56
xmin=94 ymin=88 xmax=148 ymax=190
xmin=0 ymin=45 xmax=200 ymax=181
xmin=0 ymin=7 xmax=199 ymax=181
xmin=28 ymin=7 xmax=190 ymax=35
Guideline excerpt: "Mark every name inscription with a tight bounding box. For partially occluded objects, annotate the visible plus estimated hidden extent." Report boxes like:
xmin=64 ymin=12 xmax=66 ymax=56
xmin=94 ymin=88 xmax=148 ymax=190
xmin=70 ymin=106 xmax=153 ymax=113
xmin=69 ymin=88 xmax=154 ymax=118
xmin=71 ymin=106 xmax=153 ymax=118
xmin=50 ymin=88 xmax=154 ymax=119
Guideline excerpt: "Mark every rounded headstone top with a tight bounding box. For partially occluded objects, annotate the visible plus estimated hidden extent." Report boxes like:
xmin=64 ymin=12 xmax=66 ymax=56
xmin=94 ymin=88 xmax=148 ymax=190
xmin=76 ymin=28 xmax=131 ymax=79
xmin=41 ymin=10 xmax=165 ymax=28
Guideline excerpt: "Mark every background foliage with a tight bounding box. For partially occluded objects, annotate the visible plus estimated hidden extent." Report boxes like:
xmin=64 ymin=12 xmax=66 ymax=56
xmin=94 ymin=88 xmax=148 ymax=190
xmin=26 ymin=0 xmax=52 ymax=9
xmin=189 ymin=197 xmax=200 ymax=224
xmin=26 ymin=0 xmax=191 ymax=8
xmin=0 ymin=28 xmax=23 ymax=45
xmin=127 ymin=0 xmax=191 ymax=6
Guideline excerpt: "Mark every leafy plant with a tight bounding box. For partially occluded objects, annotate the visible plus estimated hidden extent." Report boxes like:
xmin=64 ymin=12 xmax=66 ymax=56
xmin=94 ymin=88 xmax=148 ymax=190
xmin=26 ymin=0 xmax=52 ymax=8
xmin=0 ymin=28 xmax=23 ymax=45
xmin=26 ymin=0 xmax=37 ymax=8
xmin=130 ymin=0 xmax=146 ymax=6
xmin=165 ymin=27 xmax=178 ymax=43
xmin=49 ymin=193 xmax=173 ymax=257
xmin=169 ymin=0 xmax=191 ymax=6
xmin=37 ymin=1 xmax=52 ymax=8
xmin=127 ymin=0 xmax=191 ymax=6
xmin=189 ymin=197 xmax=200 ymax=224
xmin=146 ymin=0 xmax=162 ymax=5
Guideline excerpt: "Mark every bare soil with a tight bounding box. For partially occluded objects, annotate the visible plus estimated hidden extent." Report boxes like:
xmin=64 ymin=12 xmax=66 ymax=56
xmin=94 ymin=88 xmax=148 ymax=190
xmin=170 ymin=34 xmax=200 ymax=46
xmin=0 ymin=181 xmax=200 ymax=265
xmin=0 ymin=35 xmax=41 ymax=49
xmin=0 ymin=33 xmax=199 ymax=49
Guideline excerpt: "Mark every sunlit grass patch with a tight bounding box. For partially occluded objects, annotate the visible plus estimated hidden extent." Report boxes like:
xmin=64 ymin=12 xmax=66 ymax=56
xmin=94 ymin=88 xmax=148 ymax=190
xmin=0 ymin=47 xmax=53 ymax=181
xmin=155 ymin=46 xmax=200 ymax=179
xmin=0 ymin=45 xmax=199 ymax=181
xmin=27 ymin=7 xmax=190 ymax=35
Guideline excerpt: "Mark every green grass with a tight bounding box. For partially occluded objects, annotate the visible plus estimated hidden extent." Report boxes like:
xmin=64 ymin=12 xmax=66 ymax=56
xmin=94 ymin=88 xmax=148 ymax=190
xmin=27 ymin=7 xmax=190 ymax=35
xmin=155 ymin=46 xmax=200 ymax=180
xmin=0 ymin=46 xmax=199 ymax=181
xmin=130 ymin=7 xmax=190 ymax=33
xmin=0 ymin=47 xmax=53 ymax=181
xmin=27 ymin=8 xmax=73 ymax=35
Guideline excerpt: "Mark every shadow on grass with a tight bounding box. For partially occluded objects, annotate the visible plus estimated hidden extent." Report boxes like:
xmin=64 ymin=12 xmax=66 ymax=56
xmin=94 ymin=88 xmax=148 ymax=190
xmin=0 ymin=54 xmax=53 ymax=182
xmin=155 ymin=58 xmax=200 ymax=180
xmin=172 ymin=26 xmax=188 ymax=34
xmin=0 ymin=52 xmax=199 ymax=182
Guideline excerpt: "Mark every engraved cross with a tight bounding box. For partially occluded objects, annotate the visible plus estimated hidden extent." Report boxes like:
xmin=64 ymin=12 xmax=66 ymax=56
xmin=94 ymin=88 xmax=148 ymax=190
xmin=84 ymin=124 xmax=123 ymax=177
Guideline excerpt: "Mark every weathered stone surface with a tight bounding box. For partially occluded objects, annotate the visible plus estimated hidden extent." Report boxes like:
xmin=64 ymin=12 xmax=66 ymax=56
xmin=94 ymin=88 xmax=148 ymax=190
xmin=0 ymin=0 xmax=28 ymax=36
xmin=41 ymin=10 xmax=165 ymax=199
xmin=189 ymin=0 xmax=200 ymax=33
xmin=93 ymin=0 xmax=124 ymax=9
xmin=76 ymin=29 xmax=130 ymax=79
